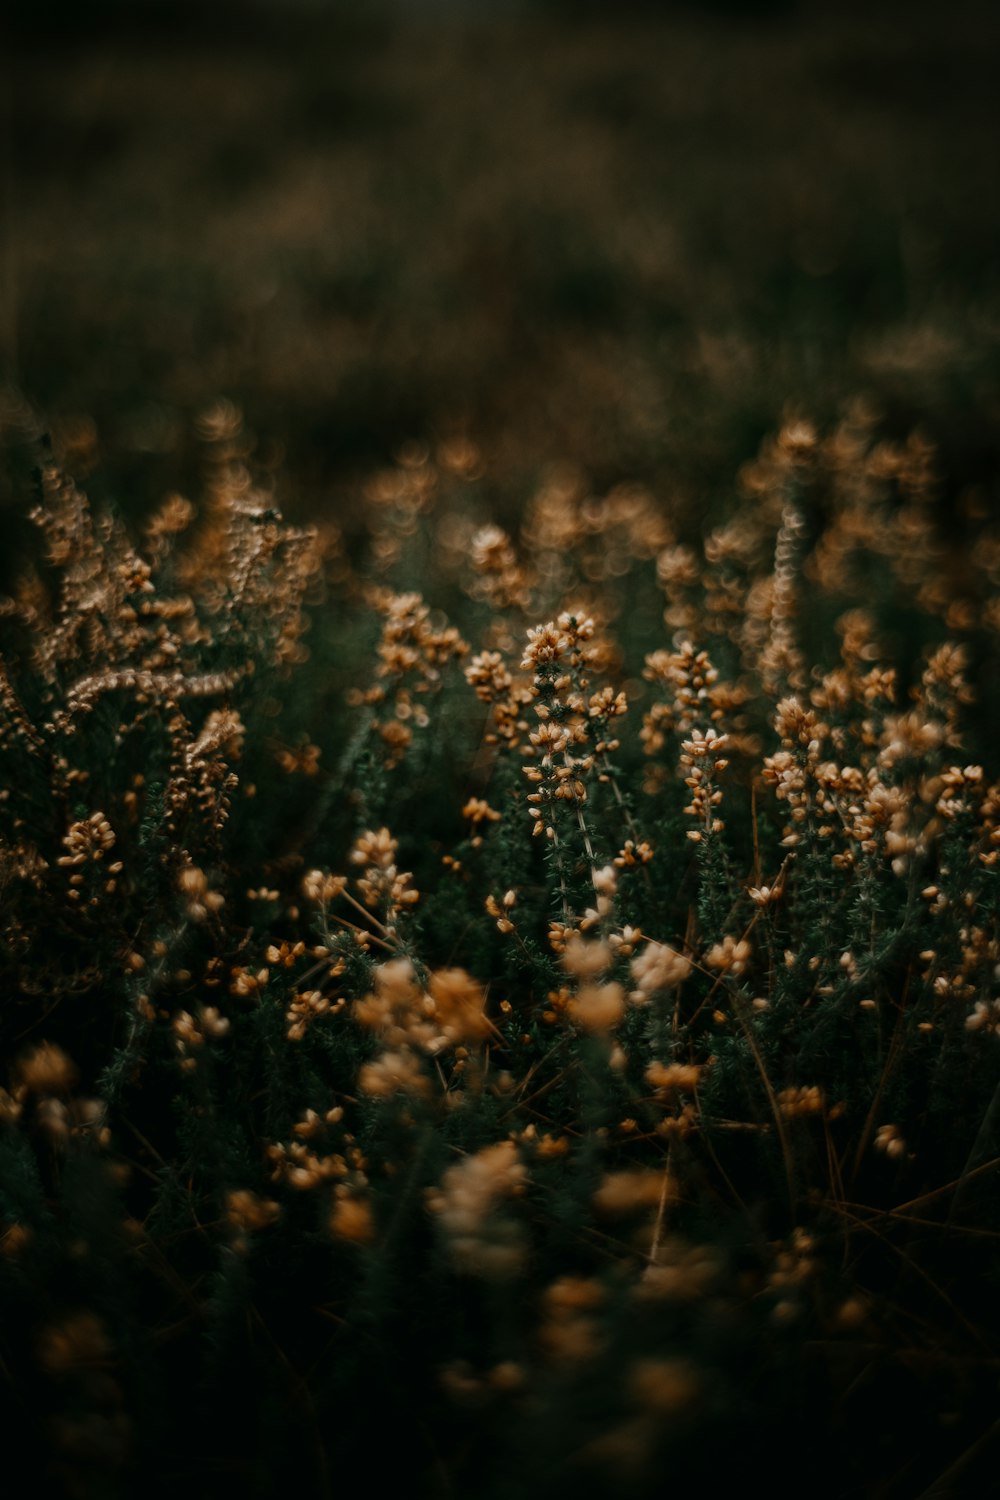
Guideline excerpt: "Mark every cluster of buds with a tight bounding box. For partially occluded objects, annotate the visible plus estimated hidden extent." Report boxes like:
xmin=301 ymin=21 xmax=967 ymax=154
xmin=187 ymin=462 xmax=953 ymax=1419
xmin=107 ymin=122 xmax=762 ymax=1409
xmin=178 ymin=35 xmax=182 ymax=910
xmin=520 ymin=613 xmax=606 ymax=839
xmin=177 ymin=864 xmax=226 ymax=922
xmin=426 ymin=1139 xmax=527 ymax=1280
xmin=630 ymin=942 xmax=691 ymax=1003
xmin=918 ymin=643 xmax=974 ymax=745
xmin=225 ymin=1189 xmax=280 ymax=1245
xmin=705 ymin=934 xmax=752 ymax=977
xmin=520 ymin=470 xmax=668 ymax=599
xmin=841 ymin=771 xmax=915 ymax=874
xmin=181 ymin=709 xmax=244 ymax=833
xmin=464 ymin=649 xmax=533 ymax=749
xmin=767 ymin=1226 xmax=819 ymax=1323
xmin=762 ymin=698 xmax=828 ymax=847
xmin=974 ymin=781 xmax=1000 ymax=870
xmin=747 ymin=879 xmax=783 ymax=909
xmin=637 ymin=1236 xmax=720 ymax=1301
xmin=656 ymin=542 xmax=703 ymax=637
xmin=538 ymin=1274 xmax=605 ymax=1364
xmin=276 ymin=741 xmax=321 ymax=776
xmin=759 ymin=504 xmax=808 ymax=698
xmin=358 ymin=1048 xmax=430 ymax=1100
xmin=6 ymin=1044 xmax=109 ymax=1150
xmin=461 ymin=797 xmax=501 ymax=847
xmin=966 ymin=996 xmax=1000 ymax=1037
xmin=362 ymin=443 xmax=437 ymax=573
xmin=586 ymin=684 xmax=628 ymax=769
xmin=329 ymin=1187 xmax=376 ymax=1245
xmin=301 ymin=869 xmax=348 ymax=905
xmin=935 ymin=764 xmax=986 ymax=821
xmin=524 ymin=720 xmax=592 ymax=838
xmin=467 ymin=525 xmax=532 ymax=613
xmin=702 ymin=516 xmax=763 ymax=644
xmin=641 ymin=641 xmax=722 ymax=754
xmin=557 ymin=936 xmax=626 ymax=1036
xmin=354 ymin=957 xmax=491 ymax=1056
xmin=874 ymin=1124 xmax=907 ymax=1160
xmin=57 ymin=812 xmax=124 ymax=903
xmin=229 ymin=964 xmax=269 ymax=1001
xmin=265 ymin=1107 xmax=356 ymax=1193
xmin=485 ymin=888 xmax=517 ymax=934
xmin=350 ymin=827 xmax=419 ymax=926
xmin=286 ymin=979 xmax=345 ymax=1043
xmin=593 ymin=1168 xmax=671 ymax=1219
xmin=614 ymin=838 xmax=654 ymax=869
xmin=679 ymin=728 xmax=730 ymax=842
xmin=645 ymin=1061 xmax=703 ymax=1098
xmin=357 ymin=590 xmax=468 ymax=768
xmin=776 ymin=1085 xmax=826 ymax=1119
xmin=171 ymin=1006 xmax=230 ymax=1072
xmin=524 ymin=609 xmax=602 ymax=681
xmin=549 ymin=865 xmax=630 ymax=951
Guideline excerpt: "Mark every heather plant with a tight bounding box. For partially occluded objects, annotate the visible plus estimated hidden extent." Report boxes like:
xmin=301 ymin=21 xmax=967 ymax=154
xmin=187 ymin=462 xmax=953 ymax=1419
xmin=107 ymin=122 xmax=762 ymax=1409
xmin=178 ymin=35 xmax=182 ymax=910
xmin=1 ymin=402 xmax=998 ymax=1498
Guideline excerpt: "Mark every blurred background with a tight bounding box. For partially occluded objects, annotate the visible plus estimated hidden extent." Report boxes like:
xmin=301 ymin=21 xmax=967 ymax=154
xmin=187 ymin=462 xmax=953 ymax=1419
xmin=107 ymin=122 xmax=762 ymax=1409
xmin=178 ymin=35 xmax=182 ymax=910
xmin=2 ymin=0 xmax=998 ymax=528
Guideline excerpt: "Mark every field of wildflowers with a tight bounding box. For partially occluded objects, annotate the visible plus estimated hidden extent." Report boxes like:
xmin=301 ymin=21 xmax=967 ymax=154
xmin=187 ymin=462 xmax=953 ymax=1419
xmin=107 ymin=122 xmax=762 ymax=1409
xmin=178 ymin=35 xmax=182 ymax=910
xmin=0 ymin=395 xmax=998 ymax=1496
xmin=2 ymin=2 xmax=999 ymax=1493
